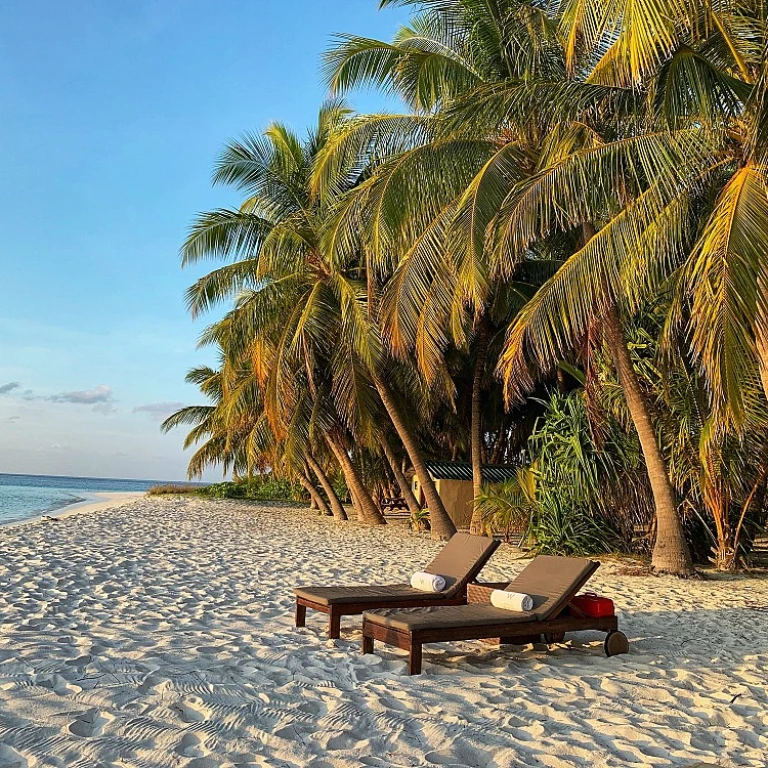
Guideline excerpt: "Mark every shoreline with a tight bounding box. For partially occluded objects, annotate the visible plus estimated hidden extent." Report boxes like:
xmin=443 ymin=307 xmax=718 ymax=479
xmin=0 ymin=491 xmax=144 ymax=529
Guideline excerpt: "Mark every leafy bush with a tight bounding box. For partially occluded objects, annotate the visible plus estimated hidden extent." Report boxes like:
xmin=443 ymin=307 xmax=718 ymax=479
xmin=409 ymin=507 xmax=430 ymax=533
xmin=475 ymin=468 xmax=537 ymax=542
xmin=525 ymin=391 xmax=624 ymax=555
xmin=530 ymin=493 xmax=614 ymax=555
xmin=198 ymin=476 xmax=307 ymax=502
xmin=147 ymin=484 xmax=201 ymax=495
xmin=476 ymin=391 xmax=628 ymax=554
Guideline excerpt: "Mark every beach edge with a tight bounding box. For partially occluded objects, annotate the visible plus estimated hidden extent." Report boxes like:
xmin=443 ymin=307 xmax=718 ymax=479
xmin=0 ymin=491 xmax=145 ymax=530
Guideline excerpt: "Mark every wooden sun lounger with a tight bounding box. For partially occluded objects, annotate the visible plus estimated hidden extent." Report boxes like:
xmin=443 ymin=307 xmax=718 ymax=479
xmin=380 ymin=496 xmax=409 ymax=512
xmin=294 ymin=533 xmax=499 ymax=639
xmin=361 ymin=555 xmax=629 ymax=674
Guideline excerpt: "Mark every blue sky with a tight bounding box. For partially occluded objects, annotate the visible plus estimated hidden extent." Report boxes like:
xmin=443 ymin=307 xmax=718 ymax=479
xmin=0 ymin=0 xmax=406 ymax=481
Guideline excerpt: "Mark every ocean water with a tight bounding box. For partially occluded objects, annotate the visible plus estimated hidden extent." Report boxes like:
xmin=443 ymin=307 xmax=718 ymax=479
xmin=0 ymin=473 xmax=166 ymax=525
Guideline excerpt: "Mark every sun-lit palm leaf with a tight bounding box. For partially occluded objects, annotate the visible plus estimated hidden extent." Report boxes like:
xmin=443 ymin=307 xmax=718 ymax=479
xmin=492 ymin=129 xmax=719 ymax=270
xmin=686 ymin=164 xmax=768 ymax=428
xmin=655 ymin=45 xmax=751 ymax=127
xmin=746 ymin=41 xmax=768 ymax=161
xmin=184 ymin=259 xmax=262 ymax=318
xmin=497 ymin=172 xmax=711 ymax=403
xmin=160 ymin=405 xmax=215 ymax=434
xmin=564 ymin=0 xmax=689 ymax=84
xmin=181 ymin=209 xmax=274 ymax=266
xmin=312 ymin=113 xmax=434 ymax=201
xmin=451 ymin=140 xmax=531 ymax=305
xmin=380 ymin=202 xmax=457 ymax=360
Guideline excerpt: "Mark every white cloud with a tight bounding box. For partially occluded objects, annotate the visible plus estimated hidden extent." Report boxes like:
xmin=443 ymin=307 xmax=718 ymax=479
xmin=133 ymin=401 xmax=185 ymax=421
xmin=0 ymin=381 xmax=20 ymax=395
xmin=48 ymin=384 xmax=114 ymax=405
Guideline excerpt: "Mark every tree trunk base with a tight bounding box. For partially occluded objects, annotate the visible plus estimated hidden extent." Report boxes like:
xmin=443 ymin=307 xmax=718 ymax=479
xmin=651 ymin=561 xmax=698 ymax=578
xmin=469 ymin=512 xmax=485 ymax=537
xmin=651 ymin=567 xmax=702 ymax=579
xmin=651 ymin=542 xmax=697 ymax=578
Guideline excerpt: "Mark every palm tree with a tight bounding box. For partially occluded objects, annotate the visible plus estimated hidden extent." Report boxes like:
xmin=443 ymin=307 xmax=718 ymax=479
xmin=323 ymin=0 xmax=767 ymax=574
xmin=161 ymin=355 xmax=275 ymax=480
xmin=490 ymin=1 xmax=766 ymax=574
xmin=322 ymin=0 xmax=565 ymax=533
xmin=169 ymin=0 xmax=768 ymax=571
xmin=179 ymin=101 xmax=460 ymax=536
xmin=161 ymin=364 xmax=231 ymax=478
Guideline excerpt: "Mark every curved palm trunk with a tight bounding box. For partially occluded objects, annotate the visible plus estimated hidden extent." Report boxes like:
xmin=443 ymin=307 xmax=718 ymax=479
xmin=381 ymin=434 xmax=421 ymax=515
xmin=347 ymin=483 xmax=362 ymax=514
xmin=326 ymin=430 xmax=386 ymax=525
xmin=299 ymin=466 xmax=331 ymax=515
xmin=469 ymin=318 xmax=489 ymax=535
xmin=604 ymin=302 xmax=695 ymax=576
xmin=373 ymin=375 xmax=456 ymax=540
xmin=307 ymin=451 xmax=348 ymax=520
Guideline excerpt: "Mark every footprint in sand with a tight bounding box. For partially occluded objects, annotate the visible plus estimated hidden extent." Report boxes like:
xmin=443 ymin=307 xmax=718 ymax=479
xmin=68 ymin=710 xmax=114 ymax=738
xmin=137 ymin=674 xmax=167 ymax=694
xmin=175 ymin=731 xmax=210 ymax=758
xmin=175 ymin=698 xmax=209 ymax=723
xmin=39 ymin=676 xmax=83 ymax=696
xmin=0 ymin=745 xmax=28 ymax=768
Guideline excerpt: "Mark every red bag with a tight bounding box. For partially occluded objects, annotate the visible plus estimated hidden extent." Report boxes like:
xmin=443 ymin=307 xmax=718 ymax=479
xmin=570 ymin=592 xmax=615 ymax=618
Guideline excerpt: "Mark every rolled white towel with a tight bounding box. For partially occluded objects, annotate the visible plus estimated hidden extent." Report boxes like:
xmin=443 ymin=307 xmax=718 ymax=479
xmin=410 ymin=571 xmax=446 ymax=593
xmin=490 ymin=590 xmax=534 ymax=612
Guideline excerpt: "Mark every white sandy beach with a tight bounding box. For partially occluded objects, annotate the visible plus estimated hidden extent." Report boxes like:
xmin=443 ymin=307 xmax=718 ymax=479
xmin=0 ymin=497 xmax=766 ymax=767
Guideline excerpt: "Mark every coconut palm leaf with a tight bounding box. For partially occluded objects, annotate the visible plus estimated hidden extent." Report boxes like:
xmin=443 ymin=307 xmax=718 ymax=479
xmin=686 ymin=164 xmax=768 ymax=428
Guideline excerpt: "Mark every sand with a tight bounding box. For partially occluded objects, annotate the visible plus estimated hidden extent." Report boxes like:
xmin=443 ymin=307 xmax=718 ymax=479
xmin=0 ymin=496 xmax=766 ymax=767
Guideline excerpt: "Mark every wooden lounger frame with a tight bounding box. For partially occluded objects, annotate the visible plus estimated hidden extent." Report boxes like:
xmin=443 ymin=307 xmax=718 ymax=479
xmin=361 ymin=571 xmax=629 ymax=674
xmin=295 ymin=590 xmax=470 ymax=640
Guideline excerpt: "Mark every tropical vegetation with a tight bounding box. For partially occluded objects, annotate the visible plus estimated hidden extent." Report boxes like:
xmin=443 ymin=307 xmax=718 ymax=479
xmin=147 ymin=477 xmax=319 ymax=503
xmin=165 ymin=0 xmax=768 ymax=576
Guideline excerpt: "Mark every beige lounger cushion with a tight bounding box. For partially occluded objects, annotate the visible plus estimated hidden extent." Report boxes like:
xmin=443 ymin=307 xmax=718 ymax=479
xmin=504 ymin=555 xmax=595 ymax=620
xmin=294 ymin=584 xmax=447 ymax=606
xmin=363 ymin=555 xmax=598 ymax=631
xmin=424 ymin=532 xmax=499 ymax=597
xmin=363 ymin=603 xmax=535 ymax=632
xmin=295 ymin=532 xmax=498 ymax=605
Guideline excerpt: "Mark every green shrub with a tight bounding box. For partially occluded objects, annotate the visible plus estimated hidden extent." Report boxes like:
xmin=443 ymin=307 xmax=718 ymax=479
xmin=475 ymin=468 xmax=537 ymax=543
xmin=495 ymin=390 xmax=624 ymax=555
xmin=198 ymin=476 xmax=307 ymax=502
xmin=530 ymin=493 xmax=613 ymax=555
xmin=409 ymin=507 xmax=430 ymax=533
xmin=147 ymin=484 xmax=201 ymax=495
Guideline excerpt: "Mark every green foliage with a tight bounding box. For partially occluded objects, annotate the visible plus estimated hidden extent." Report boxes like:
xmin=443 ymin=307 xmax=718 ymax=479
xmin=147 ymin=484 xmax=201 ymax=496
xmin=526 ymin=391 xmax=625 ymax=555
xmin=529 ymin=494 xmax=614 ymax=557
xmin=165 ymin=0 xmax=768 ymax=571
xmin=199 ymin=476 xmax=307 ymax=502
xmin=409 ymin=507 xmax=431 ymax=533
xmin=475 ymin=468 xmax=536 ymax=542
xmin=475 ymin=391 xmax=627 ymax=555
xmin=331 ymin=474 xmax=351 ymax=504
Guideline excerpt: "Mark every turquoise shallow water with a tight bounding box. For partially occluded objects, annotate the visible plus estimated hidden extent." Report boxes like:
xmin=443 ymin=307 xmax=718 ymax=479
xmin=0 ymin=474 xmax=166 ymax=525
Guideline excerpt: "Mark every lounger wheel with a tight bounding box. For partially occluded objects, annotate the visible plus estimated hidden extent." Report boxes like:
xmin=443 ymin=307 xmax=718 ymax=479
xmin=604 ymin=630 xmax=629 ymax=657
